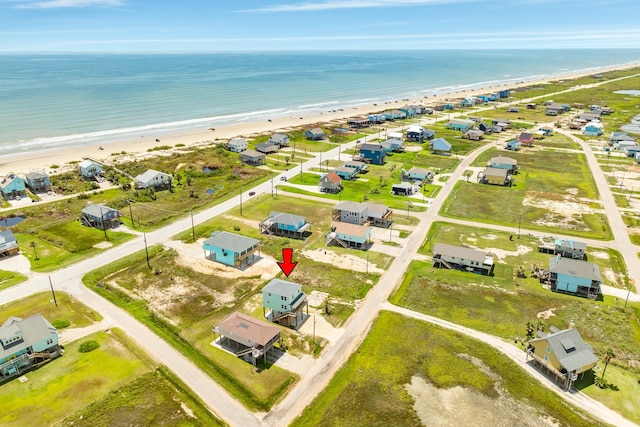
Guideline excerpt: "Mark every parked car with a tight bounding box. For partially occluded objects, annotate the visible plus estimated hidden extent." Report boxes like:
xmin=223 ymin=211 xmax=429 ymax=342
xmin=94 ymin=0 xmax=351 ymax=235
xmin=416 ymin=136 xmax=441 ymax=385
xmin=280 ymin=176 xmax=287 ymax=181
xmin=249 ymin=191 xmax=255 ymax=196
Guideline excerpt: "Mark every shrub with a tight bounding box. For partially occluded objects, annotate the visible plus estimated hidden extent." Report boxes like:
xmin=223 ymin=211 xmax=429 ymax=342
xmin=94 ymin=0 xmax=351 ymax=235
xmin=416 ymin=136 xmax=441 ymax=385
xmin=52 ymin=319 xmax=70 ymax=329
xmin=78 ymin=340 xmax=100 ymax=353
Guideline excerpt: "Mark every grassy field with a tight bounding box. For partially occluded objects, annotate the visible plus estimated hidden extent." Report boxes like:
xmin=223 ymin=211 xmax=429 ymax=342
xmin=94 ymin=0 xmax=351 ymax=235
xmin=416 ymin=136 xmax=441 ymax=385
xmin=83 ymin=247 xmax=299 ymax=412
xmin=293 ymin=311 xmax=605 ymax=427
xmin=57 ymin=366 xmax=224 ymax=427
xmin=0 ymin=269 xmax=28 ymax=290
xmin=444 ymin=147 xmax=611 ymax=240
xmin=1 ymin=330 xmax=151 ymax=426
xmin=392 ymin=221 xmax=640 ymax=372
xmin=0 ymin=291 xmax=102 ymax=328
xmin=575 ymin=363 xmax=640 ymax=425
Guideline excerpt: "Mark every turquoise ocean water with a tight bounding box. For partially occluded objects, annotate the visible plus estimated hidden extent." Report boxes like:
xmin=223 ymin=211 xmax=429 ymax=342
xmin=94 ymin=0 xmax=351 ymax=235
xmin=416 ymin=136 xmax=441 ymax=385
xmin=1 ymin=49 xmax=639 ymax=156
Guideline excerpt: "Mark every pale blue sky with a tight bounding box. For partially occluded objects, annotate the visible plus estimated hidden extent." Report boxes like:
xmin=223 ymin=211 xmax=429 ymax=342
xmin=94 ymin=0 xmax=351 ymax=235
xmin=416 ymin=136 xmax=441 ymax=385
xmin=1 ymin=0 xmax=639 ymax=52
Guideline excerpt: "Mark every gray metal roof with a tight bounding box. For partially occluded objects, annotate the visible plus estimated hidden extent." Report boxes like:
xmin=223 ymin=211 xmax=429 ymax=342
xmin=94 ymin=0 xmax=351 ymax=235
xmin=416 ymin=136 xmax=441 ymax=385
xmin=263 ymin=278 xmax=302 ymax=297
xmin=407 ymin=167 xmax=431 ymax=176
xmin=268 ymin=211 xmax=306 ymax=227
xmin=335 ymin=201 xmax=368 ymax=214
xmin=0 ymin=314 xmax=57 ymax=360
xmin=241 ymin=149 xmax=265 ymax=159
xmin=25 ymin=171 xmax=49 ymax=180
xmin=433 ymin=243 xmax=488 ymax=264
xmin=490 ymin=156 xmax=517 ymax=166
xmin=548 ymin=256 xmax=602 ymax=281
xmin=204 ymin=231 xmax=260 ymax=254
xmin=135 ymin=169 xmax=170 ymax=185
xmin=0 ymin=230 xmax=17 ymax=245
xmin=483 ymin=167 xmax=508 ymax=178
xmin=529 ymin=327 xmax=597 ymax=373
xmin=555 ymin=239 xmax=587 ymax=252
xmin=360 ymin=143 xmax=384 ymax=152
xmin=81 ymin=204 xmax=120 ymax=217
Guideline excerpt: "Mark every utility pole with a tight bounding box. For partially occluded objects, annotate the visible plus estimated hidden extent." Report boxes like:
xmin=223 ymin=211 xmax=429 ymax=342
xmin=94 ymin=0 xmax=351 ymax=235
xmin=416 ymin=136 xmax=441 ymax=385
xmin=518 ymin=215 xmax=522 ymax=238
xmin=49 ymin=276 xmax=57 ymax=307
xmin=144 ymin=233 xmax=151 ymax=269
xmin=300 ymin=158 xmax=303 ymax=180
xmin=239 ymin=186 xmax=243 ymax=216
xmin=128 ymin=200 xmax=134 ymax=228
xmin=271 ymin=174 xmax=274 ymax=198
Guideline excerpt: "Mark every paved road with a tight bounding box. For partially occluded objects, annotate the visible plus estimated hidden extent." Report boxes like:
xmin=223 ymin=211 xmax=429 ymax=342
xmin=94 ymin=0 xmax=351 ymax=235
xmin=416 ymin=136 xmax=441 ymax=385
xmin=2 ymin=76 xmax=639 ymax=426
xmin=262 ymin=140 xmax=496 ymax=426
xmin=557 ymin=129 xmax=640 ymax=290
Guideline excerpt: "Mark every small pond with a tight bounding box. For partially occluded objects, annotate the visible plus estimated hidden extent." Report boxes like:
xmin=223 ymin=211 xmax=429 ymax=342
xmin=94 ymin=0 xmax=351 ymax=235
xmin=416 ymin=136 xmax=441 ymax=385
xmin=613 ymin=90 xmax=640 ymax=96
xmin=0 ymin=216 xmax=26 ymax=227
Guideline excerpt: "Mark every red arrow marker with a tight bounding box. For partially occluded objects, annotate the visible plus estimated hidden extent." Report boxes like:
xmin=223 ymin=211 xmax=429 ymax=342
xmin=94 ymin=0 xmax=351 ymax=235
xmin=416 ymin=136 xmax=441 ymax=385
xmin=277 ymin=248 xmax=298 ymax=277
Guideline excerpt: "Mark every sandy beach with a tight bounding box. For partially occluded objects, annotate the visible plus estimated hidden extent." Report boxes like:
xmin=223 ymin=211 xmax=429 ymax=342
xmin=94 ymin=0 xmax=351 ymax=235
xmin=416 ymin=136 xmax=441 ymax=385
xmin=2 ymin=62 xmax=638 ymax=177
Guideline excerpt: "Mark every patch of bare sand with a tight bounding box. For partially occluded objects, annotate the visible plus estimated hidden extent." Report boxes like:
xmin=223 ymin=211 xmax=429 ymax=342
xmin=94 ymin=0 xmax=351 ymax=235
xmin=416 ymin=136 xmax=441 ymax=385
xmin=93 ymin=241 xmax=113 ymax=249
xmin=481 ymin=234 xmax=498 ymax=240
xmin=537 ymin=307 xmax=562 ymax=319
xmin=300 ymin=248 xmax=384 ymax=274
xmin=590 ymin=250 xmax=610 ymax=260
xmin=524 ymin=193 xmax=603 ymax=230
xmin=404 ymin=146 xmax=423 ymax=152
xmin=163 ymin=239 xmax=280 ymax=281
xmin=406 ymin=356 xmax=560 ymax=427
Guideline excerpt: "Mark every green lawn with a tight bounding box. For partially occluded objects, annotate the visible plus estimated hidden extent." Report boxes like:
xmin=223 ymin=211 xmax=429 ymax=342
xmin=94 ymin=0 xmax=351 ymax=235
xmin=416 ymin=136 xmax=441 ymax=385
xmin=0 ymin=269 xmax=28 ymax=290
xmin=444 ymin=147 xmax=611 ymax=240
xmin=575 ymin=363 xmax=640 ymax=425
xmin=0 ymin=330 xmax=151 ymax=426
xmin=0 ymin=291 xmax=102 ymax=328
xmin=57 ymin=366 xmax=223 ymax=427
xmin=293 ymin=311 xmax=605 ymax=427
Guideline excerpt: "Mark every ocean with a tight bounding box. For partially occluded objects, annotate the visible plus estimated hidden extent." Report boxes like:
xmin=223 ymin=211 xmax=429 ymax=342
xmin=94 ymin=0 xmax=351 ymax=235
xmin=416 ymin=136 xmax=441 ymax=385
xmin=1 ymin=49 xmax=639 ymax=157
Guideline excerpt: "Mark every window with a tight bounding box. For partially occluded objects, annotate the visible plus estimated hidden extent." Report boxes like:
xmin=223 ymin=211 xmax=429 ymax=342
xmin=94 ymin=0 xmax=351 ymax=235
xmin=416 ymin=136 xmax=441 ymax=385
xmin=543 ymin=355 xmax=549 ymax=362
xmin=546 ymin=346 xmax=551 ymax=353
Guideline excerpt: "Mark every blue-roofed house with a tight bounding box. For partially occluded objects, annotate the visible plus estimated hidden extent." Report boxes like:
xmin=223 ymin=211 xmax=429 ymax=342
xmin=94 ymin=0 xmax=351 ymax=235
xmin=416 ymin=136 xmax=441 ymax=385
xmin=269 ymin=133 xmax=290 ymax=147
xmin=380 ymin=141 xmax=396 ymax=154
xmin=547 ymin=256 xmax=601 ymax=299
xmin=527 ymin=326 xmax=597 ymax=390
xmin=259 ymin=211 xmax=312 ymax=240
xmin=506 ymin=140 xmax=521 ymax=151
xmin=382 ymin=110 xmax=405 ymax=121
xmin=333 ymin=166 xmax=358 ymax=180
xmin=583 ymin=121 xmax=604 ymax=137
xmin=262 ymin=278 xmax=308 ymax=328
xmin=25 ymin=171 xmax=51 ymax=194
xmin=431 ymin=137 xmax=452 ymax=155
xmin=0 ymin=314 xmax=61 ymax=380
xmin=327 ymin=222 xmax=372 ymax=250
xmin=404 ymin=167 xmax=433 ymax=182
xmin=134 ymin=169 xmax=172 ymax=190
xmin=381 ymin=138 xmax=404 ymax=152
xmin=488 ymin=156 xmax=518 ymax=174
xmin=80 ymin=204 xmax=122 ymax=229
xmin=498 ymin=89 xmax=511 ymax=98
xmin=460 ymin=97 xmax=476 ymax=108
xmin=78 ymin=159 xmax=103 ymax=180
xmin=342 ymin=161 xmax=368 ymax=174
xmin=447 ymin=119 xmax=475 ymax=132
xmin=0 ymin=175 xmax=26 ymax=201
xmin=304 ymin=128 xmax=325 ymax=140
xmin=359 ymin=143 xmax=386 ymax=165
xmin=203 ymin=231 xmax=260 ymax=268
xmin=399 ymin=106 xmax=416 ymax=118
xmin=0 ymin=230 xmax=19 ymax=257
xmin=368 ymin=113 xmax=386 ymax=124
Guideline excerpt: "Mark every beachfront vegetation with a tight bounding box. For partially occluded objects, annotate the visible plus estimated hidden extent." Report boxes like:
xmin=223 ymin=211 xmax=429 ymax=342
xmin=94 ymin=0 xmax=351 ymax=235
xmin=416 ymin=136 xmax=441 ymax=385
xmin=294 ymin=311 xmax=605 ymax=427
